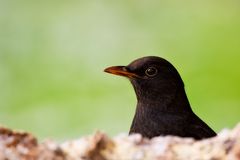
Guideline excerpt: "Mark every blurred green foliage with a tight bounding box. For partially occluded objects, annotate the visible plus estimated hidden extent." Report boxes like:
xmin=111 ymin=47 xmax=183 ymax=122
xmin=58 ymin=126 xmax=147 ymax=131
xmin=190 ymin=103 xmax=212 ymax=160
xmin=0 ymin=0 xmax=239 ymax=140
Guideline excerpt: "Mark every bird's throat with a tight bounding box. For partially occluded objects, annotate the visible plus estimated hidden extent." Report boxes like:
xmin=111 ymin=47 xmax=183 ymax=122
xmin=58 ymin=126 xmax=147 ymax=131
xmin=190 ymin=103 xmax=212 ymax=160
xmin=135 ymin=86 xmax=193 ymax=113
xmin=129 ymin=88 xmax=193 ymax=137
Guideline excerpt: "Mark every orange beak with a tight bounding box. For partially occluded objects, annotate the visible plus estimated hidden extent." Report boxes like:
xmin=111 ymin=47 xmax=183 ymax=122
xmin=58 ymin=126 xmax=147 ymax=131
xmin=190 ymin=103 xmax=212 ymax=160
xmin=104 ymin=66 xmax=139 ymax=78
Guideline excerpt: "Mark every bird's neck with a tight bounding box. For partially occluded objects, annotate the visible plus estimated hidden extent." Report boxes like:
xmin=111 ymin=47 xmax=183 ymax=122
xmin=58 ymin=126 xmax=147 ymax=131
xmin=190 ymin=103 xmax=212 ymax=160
xmin=136 ymin=87 xmax=193 ymax=113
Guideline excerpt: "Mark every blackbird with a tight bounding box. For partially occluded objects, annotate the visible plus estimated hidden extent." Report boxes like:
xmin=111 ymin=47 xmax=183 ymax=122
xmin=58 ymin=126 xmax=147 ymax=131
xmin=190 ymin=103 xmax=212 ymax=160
xmin=104 ymin=56 xmax=216 ymax=139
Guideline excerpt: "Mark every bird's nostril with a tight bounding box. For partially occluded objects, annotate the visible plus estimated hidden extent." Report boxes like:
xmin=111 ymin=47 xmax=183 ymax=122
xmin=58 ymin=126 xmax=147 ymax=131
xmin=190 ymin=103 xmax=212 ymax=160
xmin=123 ymin=67 xmax=129 ymax=72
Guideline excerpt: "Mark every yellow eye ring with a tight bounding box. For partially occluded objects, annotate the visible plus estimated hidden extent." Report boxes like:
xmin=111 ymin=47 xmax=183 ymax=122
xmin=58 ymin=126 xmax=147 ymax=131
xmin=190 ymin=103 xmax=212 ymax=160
xmin=145 ymin=67 xmax=158 ymax=77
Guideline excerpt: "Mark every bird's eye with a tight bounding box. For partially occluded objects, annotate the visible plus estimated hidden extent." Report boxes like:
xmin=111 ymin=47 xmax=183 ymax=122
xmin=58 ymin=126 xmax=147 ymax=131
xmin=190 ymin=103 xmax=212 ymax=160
xmin=145 ymin=67 xmax=158 ymax=77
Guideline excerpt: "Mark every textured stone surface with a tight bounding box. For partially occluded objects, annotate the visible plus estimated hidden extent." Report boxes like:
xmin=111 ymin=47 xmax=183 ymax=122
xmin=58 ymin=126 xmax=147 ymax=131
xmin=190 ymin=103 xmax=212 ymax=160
xmin=0 ymin=124 xmax=240 ymax=160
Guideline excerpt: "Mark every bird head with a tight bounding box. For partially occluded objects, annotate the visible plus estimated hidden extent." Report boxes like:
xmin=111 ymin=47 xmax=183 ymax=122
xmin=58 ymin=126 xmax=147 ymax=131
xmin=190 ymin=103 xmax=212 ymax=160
xmin=104 ymin=56 xmax=184 ymax=103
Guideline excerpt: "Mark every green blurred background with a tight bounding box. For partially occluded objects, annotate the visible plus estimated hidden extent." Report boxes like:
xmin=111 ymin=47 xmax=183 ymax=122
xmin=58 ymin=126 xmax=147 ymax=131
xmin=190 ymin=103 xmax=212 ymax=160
xmin=0 ymin=0 xmax=239 ymax=140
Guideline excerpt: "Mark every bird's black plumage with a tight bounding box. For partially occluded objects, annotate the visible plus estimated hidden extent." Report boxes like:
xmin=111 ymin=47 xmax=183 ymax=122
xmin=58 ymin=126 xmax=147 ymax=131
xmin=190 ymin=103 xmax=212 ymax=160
xmin=104 ymin=56 xmax=216 ymax=139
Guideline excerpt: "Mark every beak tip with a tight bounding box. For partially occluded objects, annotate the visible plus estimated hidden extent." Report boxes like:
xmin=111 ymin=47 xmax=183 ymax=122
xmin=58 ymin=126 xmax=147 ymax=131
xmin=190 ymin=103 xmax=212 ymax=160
xmin=103 ymin=67 xmax=110 ymax=73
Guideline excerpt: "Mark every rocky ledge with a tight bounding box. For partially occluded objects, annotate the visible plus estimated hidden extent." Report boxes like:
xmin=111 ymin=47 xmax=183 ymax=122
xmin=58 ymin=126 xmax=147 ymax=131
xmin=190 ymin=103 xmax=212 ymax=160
xmin=0 ymin=124 xmax=240 ymax=160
